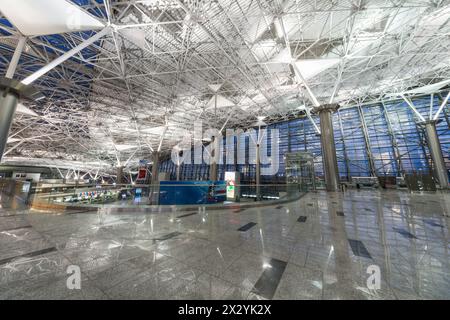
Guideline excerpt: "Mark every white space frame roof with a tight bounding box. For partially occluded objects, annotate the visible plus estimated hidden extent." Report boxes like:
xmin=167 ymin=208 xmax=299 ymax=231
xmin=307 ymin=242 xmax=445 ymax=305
xmin=0 ymin=0 xmax=449 ymax=172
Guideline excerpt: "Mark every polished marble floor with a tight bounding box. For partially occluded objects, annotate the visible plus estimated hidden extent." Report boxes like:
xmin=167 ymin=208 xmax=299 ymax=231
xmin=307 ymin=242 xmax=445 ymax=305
xmin=0 ymin=190 xmax=449 ymax=300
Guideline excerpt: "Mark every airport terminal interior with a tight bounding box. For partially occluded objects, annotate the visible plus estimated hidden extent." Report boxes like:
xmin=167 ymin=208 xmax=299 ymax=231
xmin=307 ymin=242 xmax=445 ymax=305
xmin=0 ymin=0 xmax=449 ymax=300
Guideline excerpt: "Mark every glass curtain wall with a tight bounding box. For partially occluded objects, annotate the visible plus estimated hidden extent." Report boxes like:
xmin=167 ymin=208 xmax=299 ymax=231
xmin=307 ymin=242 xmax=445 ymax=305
xmin=159 ymin=93 xmax=450 ymax=182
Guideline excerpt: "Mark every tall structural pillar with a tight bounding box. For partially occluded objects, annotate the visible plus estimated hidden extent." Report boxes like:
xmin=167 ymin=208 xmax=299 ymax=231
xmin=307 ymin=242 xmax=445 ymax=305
xmin=0 ymin=89 xmax=18 ymax=161
xmin=423 ymin=120 xmax=448 ymax=189
xmin=175 ymin=150 xmax=182 ymax=181
xmin=150 ymin=151 xmax=160 ymax=204
xmin=176 ymin=163 xmax=181 ymax=181
xmin=116 ymin=166 xmax=124 ymax=184
xmin=313 ymin=104 xmax=340 ymax=191
xmin=209 ymin=136 xmax=218 ymax=181
xmin=1 ymin=37 xmax=41 ymax=162
xmin=151 ymin=151 xmax=160 ymax=184
xmin=255 ymin=143 xmax=261 ymax=200
xmin=0 ymin=79 xmax=43 ymax=162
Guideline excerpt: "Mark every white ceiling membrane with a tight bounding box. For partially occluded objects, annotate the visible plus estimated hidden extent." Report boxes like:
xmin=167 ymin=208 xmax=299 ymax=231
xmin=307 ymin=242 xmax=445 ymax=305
xmin=269 ymin=52 xmax=341 ymax=81
xmin=115 ymin=144 xmax=138 ymax=152
xmin=208 ymin=84 xmax=223 ymax=93
xmin=118 ymin=28 xmax=147 ymax=49
xmin=252 ymin=93 xmax=268 ymax=104
xmin=206 ymin=95 xmax=235 ymax=109
xmin=395 ymin=79 xmax=450 ymax=95
xmin=385 ymin=7 xmax=427 ymax=34
xmin=245 ymin=15 xmax=273 ymax=44
xmin=0 ymin=0 xmax=104 ymax=36
xmin=239 ymin=96 xmax=255 ymax=106
xmin=141 ymin=126 xmax=167 ymax=135
xmin=270 ymin=48 xmax=292 ymax=64
xmin=298 ymin=10 xmax=351 ymax=40
xmin=16 ymin=103 xmax=39 ymax=117
xmin=295 ymin=59 xmax=341 ymax=80
xmin=252 ymin=40 xmax=278 ymax=61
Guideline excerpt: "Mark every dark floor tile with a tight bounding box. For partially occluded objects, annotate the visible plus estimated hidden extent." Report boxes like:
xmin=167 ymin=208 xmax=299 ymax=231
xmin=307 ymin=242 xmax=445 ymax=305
xmin=0 ymin=247 xmax=57 ymax=266
xmin=251 ymin=258 xmax=287 ymax=299
xmin=0 ymin=214 xmax=27 ymax=218
xmin=392 ymin=227 xmax=417 ymax=239
xmin=423 ymin=219 xmax=444 ymax=228
xmin=0 ymin=225 xmax=32 ymax=232
xmin=67 ymin=210 xmax=96 ymax=215
xmin=176 ymin=212 xmax=198 ymax=218
xmin=348 ymin=239 xmax=372 ymax=259
xmin=237 ymin=222 xmax=257 ymax=232
xmin=153 ymin=232 xmax=183 ymax=241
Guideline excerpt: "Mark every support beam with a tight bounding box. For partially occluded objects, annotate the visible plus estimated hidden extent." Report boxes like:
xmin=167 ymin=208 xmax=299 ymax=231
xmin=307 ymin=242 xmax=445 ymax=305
xmin=129 ymin=172 xmax=134 ymax=184
xmin=276 ymin=15 xmax=321 ymax=108
xmin=422 ymin=120 xmax=448 ymax=189
xmin=358 ymin=106 xmax=377 ymax=177
xmin=313 ymin=104 xmax=340 ymax=191
xmin=157 ymin=124 xmax=168 ymax=152
xmin=291 ymin=62 xmax=321 ymax=107
xmin=21 ymin=27 xmax=110 ymax=85
xmin=306 ymin=108 xmax=321 ymax=134
xmin=381 ymin=101 xmax=405 ymax=177
xmin=6 ymin=36 xmax=27 ymax=79
xmin=433 ymin=91 xmax=450 ymax=121
xmin=56 ymin=167 xmax=64 ymax=179
xmin=401 ymin=94 xmax=426 ymax=122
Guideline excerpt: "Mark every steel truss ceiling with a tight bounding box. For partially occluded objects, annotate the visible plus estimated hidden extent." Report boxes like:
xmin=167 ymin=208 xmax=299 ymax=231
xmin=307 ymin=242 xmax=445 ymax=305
xmin=0 ymin=0 xmax=449 ymax=173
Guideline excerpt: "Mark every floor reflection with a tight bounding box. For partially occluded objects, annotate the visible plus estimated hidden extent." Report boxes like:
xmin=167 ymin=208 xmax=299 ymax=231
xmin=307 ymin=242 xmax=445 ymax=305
xmin=0 ymin=189 xmax=448 ymax=299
